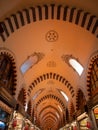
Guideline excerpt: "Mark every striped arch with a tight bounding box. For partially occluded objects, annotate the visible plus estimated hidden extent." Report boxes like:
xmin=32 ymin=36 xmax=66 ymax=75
xmin=27 ymin=100 xmax=32 ymax=116
xmin=17 ymin=87 xmax=27 ymax=107
xmin=28 ymin=72 xmax=75 ymax=97
xmin=87 ymin=52 xmax=98 ymax=99
xmin=0 ymin=4 xmax=98 ymax=42
xmin=38 ymin=105 xmax=62 ymax=122
xmin=0 ymin=48 xmax=17 ymax=96
xmin=36 ymin=94 xmax=66 ymax=111
xmin=76 ymin=88 xmax=86 ymax=111
xmin=69 ymin=101 xmax=75 ymax=121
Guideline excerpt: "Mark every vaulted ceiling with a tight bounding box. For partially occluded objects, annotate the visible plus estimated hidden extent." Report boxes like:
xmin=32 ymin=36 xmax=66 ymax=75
xmin=0 ymin=0 xmax=98 ymax=130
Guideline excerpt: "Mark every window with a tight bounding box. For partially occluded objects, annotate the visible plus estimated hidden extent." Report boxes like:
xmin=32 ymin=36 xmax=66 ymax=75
xmin=20 ymin=55 xmax=38 ymax=74
xmin=69 ymin=58 xmax=84 ymax=75
xmin=60 ymin=90 xmax=68 ymax=102
xmin=62 ymin=54 xmax=84 ymax=76
xmin=20 ymin=52 xmax=44 ymax=74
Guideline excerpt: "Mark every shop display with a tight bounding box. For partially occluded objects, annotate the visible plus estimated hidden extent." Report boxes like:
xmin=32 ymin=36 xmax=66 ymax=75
xmin=93 ymin=105 xmax=98 ymax=127
xmin=0 ymin=108 xmax=10 ymax=130
xmin=8 ymin=111 xmax=24 ymax=130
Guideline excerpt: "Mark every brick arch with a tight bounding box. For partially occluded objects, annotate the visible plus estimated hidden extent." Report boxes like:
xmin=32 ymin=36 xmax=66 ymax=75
xmin=27 ymin=100 xmax=32 ymax=116
xmin=76 ymin=89 xmax=86 ymax=111
xmin=28 ymin=72 xmax=75 ymax=97
xmin=65 ymin=108 xmax=69 ymax=123
xmin=36 ymin=111 xmax=58 ymax=128
xmin=87 ymin=52 xmax=98 ymax=99
xmin=17 ymin=87 xmax=27 ymax=108
xmin=0 ymin=4 xmax=98 ymax=42
xmin=0 ymin=48 xmax=17 ymax=96
xmin=34 ymin=105 xmax=62 ymax=127
xmin=36 ymin=94 xmax=66 ymax=111
xmin=38 ymin=105 xmax=61 ymax=120
xmin=69 ymin=102 xmax=75 ymax=121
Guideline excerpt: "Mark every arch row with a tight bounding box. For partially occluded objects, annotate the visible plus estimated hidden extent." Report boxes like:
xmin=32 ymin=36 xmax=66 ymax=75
xmin=28 ymin=72 xmax=75 ymax=97
xmin=35 ymin=94 xmax=66 ymax=112
xmin=0 ymin=4 xmax=98 ymax=42
xmin=39 ymin=112 xmax=58 ymax=128
xmin=38 ymin=105 xmax=62 ymax=125
xmin=0 ymin=49 xmax=17 ymax=95
xmin=86 ymin=53 xmax=98 ymax=99
xmin=76 ymin=88 xmax=86 ymax=111
xmin=17 ymin=87 xmax=27 ymax=107
xmin=27 ymin=100 xmax=32 ymax=116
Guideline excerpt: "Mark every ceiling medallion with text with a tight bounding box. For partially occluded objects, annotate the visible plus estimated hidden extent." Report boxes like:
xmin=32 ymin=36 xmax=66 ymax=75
xmin=45 ymin=30 xmax=58 ymax=42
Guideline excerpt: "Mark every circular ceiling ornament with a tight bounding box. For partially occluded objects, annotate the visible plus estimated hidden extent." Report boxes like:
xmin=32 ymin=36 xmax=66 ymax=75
xmin=45 ymin=30 xmax=58 ymax=42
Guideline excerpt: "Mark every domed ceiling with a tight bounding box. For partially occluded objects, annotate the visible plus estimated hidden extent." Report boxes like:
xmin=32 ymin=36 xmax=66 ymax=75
xmin=0 ymin=0 xmax=98 ymax=130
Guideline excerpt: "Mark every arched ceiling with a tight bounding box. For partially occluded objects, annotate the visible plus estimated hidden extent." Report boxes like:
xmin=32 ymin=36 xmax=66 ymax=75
xmin=0 ymin=0 xmax=98 ymax=130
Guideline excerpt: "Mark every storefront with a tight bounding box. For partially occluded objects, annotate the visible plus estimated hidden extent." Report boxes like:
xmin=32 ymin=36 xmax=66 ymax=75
xmin=92 ymin=105 xmax=98 ymax=128
xmin=63 ymin=124 xmax=71 ymax=130
xmin=23 ymin=117 xmax=33 ymax=130
xmin=8 ymin=103 xmax=26 ymax=130
xmin=62 ymin=122 xmax=78 ymax=130
xmin=0 ymin=87 xmax=16 ymax=129
xmin=8 ymin=110 xmax=25 ymax=130
xmin=71 ymin=121 xmax=78 ymax=130
xmin=0 ymin=101 xmax=12 ymax=130
xmin=77 ymin=112 xmax=92 ymax=130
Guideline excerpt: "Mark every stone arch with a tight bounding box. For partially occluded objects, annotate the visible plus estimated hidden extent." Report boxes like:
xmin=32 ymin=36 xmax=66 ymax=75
xmin=28 ymin=72 xmax=75 ymax=97
xmin=17 ymin=87 xmax=27 ymax=108
xmin=69 ymin=102 xmax=75 ymax=121
xmin=27 ymin=100 xmax=32 ymax=116
xmin=0 ymin=48 xmax=17 ymax=96
xmin=76 ymin=88 xmax=86 ymax=111
xmin=0 ymin=4 xmax=98 ymax=42
xmin=36 ymin=94 xmax=66 ymax=112
xmin=87 ymin=51 xmax=98 ymax=99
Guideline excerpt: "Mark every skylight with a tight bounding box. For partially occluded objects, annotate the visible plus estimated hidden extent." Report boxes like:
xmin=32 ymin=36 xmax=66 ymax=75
xmin=58 ymin=105 xmax=62 ymax=112
xmin=32 ymin=89 xmax=44 ymax=100
xmin=20 ymin=52 xmax=44 ymax=74
xmin=56 ymin=112 xmax=59 ymax=118
xmin=60 ymin=91 xmax=68 ymax=102
xmin=21 ymin=55 xmax=38 ymax=74
xmin=69 ymin=58 xmax=84 ymax=75
xmin=61 ymin=54 xmax=84 ymax=76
